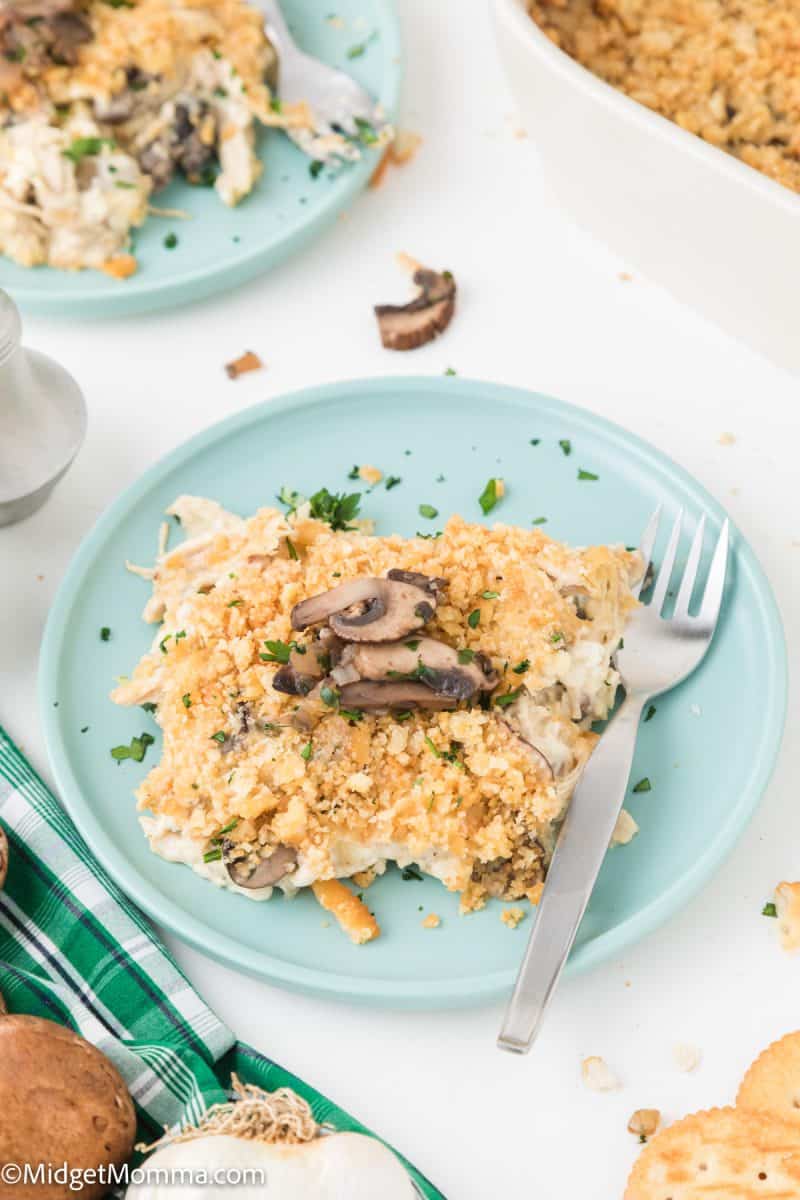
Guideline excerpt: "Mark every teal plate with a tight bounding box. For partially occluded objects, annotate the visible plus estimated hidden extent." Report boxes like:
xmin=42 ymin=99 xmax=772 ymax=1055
xmin=40 ymin=379 xmax=787 ymax=1008
xmin=3 ymin=0 xmax=401 ymax=319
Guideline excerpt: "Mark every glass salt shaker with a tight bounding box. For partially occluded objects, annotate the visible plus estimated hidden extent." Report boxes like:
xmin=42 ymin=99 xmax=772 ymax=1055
xmin=0 ymin=290 xmax=87 ymax=527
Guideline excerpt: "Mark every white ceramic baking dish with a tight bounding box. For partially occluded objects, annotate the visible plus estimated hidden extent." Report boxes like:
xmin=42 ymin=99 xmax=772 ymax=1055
xmin=493 ymin=0 xmax=800 ymax=371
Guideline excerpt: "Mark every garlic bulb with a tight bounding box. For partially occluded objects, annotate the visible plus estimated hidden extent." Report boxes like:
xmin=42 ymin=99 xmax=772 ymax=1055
xmin=126 ymin=1132 xmax=416 ymax=1199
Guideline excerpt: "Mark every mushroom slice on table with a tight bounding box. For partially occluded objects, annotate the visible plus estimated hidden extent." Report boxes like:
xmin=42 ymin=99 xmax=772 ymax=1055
xmin=291 ymin=574 xmax=444 ymax=642
xmin=224 ymin=844 xmax=297 ymax=890
xmin=338 ymin=680 xmax=458 ymax=712
xmin=332 ymin=636 xmax=498 ymax=701
xmin=374 ymin=266 xmax=457 ymax=351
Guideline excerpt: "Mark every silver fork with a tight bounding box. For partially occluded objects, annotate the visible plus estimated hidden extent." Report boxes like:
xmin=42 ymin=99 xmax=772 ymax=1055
xmin=498 ymin=506 xmax=730 ymax=1055
xmin=261 ymin=0 xmax=391 ymax=164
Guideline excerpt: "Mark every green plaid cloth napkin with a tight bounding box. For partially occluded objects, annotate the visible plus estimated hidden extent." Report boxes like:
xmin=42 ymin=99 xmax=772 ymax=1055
xmin=0 ymin=726 xmax=443 ymax=1198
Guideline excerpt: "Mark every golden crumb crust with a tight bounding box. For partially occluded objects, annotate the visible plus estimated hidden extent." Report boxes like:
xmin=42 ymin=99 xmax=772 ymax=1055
xmin=529 ymin=0 xmax=800 ymax=194
xmin=113 ymin=502 xmax=639 ymax=912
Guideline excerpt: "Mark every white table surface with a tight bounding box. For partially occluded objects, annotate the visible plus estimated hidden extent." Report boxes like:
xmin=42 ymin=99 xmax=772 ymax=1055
xmin=3 ymin=1 xmax=799 ymax=1195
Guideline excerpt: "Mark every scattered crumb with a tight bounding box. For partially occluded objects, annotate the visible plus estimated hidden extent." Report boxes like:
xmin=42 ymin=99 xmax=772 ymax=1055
xmin=147 ymin=204 xmax=191 ymax=219
xmin=351 ymin=868 xmax=377 ymax=889
xmin=718 ymin=432 xmax=736 ymax=446
xmin=529 ymin=881 xmax=544 ymax=906
xmin=36 ymin=574 xmax=44 ymax=582
xmin=225 ymin=350 xmax=264 ymax=380
xmin=775 ymin=882 xmax=800 ymax=951
xmin=512 ymin=126 xmax=528 ymax=139
xmin=422 ymin=913 xmax=441 ymax=929
xmin=581 ymin=1056 xmax=621 ymax=1092
xmin=673 ymin=1043 xmax=702 ymax=1073
xmin=628 ymin=1109 xmax=661 ymax=1140
xmin=501 ymin=907 xmax=526 ymax=929
xmin=326 ymin=13 xmax=345 ymax=28
xmin=494 ymin=478 xmax=506 ymax=499
xmin=395 ymin=250 xmax=422 ymax=275
xmin=690 ymin=703 xmax=702 ymax=717
xmin=369 ymin=130 xmax=422 ymax=189
xmin=611 ymin=809 xmax=639 ymax=846
xmin=101 ymin=254 xmax=137 ymax=280
xmin=358 ymin=465 xmax=383 ymax=486
xmin=624 ymin=980 xmax=632 ymax=988
xmin=321 ymin=919 xmax=330 ymax=928
xmin=619 ymin=271 xmax=634 ymax=282
xmin=157 ymin=521 xmax=170 ymax=558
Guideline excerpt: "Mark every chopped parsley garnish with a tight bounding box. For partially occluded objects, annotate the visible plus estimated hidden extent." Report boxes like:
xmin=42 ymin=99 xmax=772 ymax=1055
xmin=530 ymin=438 xmax=541 ymax=446
xmin=532 ymin=516 xmax=547 ymax=525
xmin=110 ymin=731 xmax=155 ymax=764
xmin=115 ymin=180 xmax=136 ymax=189
xmin=320 ymin=685 xmax=339 ymax=708
xmin=416 ymin=530 xmax=442 ymax=539
xmin=578 ymin=469 xmax=598 ymax=481
xmin=348 ymin=32 xmax=377 ymax=59
xmin=339 ymin=708 xmax=363 ymax=722
xmin=632 ymin=777 xmax=652 ymax=793
xmin=550 ymin=631 xmax=564 ymax=644
xmin=478 ymin=477 xmax=503 ymax=515
xmin=424 ymin=736 xmax=464 ymax=767
xmin=353 ymin=116 xmax=378 ymax=145
xmin=100 ymin=626 xmax=111 ymax=642
xmin=559 ymin=439 xmax=572 ymax=456
xmin=141 ymin=702 xmax=157 ymax=714
xmin=762 ymin=902 xmax=778 ymax=918
xmin=227 ymin=598 xmax=242 ymax=607
xmin=444 ymin=367 xmax=457 ymax=376
xmin=494 ymin=687 xmax=523 ymax=709
xmin=385 ymin=475 xmax=402 ymax=490
xmin=644 ymin=704 xmax=657 ymax=722
xmin=182 ymin=693 xmax=192 ymax=708
xmin=269 ymin=96 xmax=282 ymax=112
xmin=300 ymin=742 xmax=313 ymax=761
xmin=163 ymin=232 xmax=178 ymax=250
xmin=286 ymin=536 xmax=298 ymax=561
xmin=210 ymin=731 xmax=228 ymax=744
xmin=260 ymin=639 xmax=300 ymax=664
xmin=347 ymin=465 xmax=360 ymax=479
xmin=402 ymin=865 xmax=423 ymax=881
xmin=404 ymin=639 xmax=421 ymax=651
xmin=418 ymin=503 xmax=438 ymax=520
xmin=512 ymin=659 xmax=530 ymax=674
xmin=481 ymin=589 xmax=500 ymax=600
xmin=309 ymin=488 xmax=361 ymax=530
xmin=467 ymin=609 xmax=480 ymax=629
xmin=159 ymin=634 xmax=172 ymax=653
xmin=203 ymin=848 xmax=223 ymax=864
xmin=309 ymin=159 xmax=324 ymax=178
xmin=63 ymin=136 xmax=113 ymax=163
xmin=457 ymin=648 xmax=475 ymax=663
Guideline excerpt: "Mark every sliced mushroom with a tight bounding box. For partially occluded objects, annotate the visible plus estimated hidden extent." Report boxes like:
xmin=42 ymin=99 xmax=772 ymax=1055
xmin=0 ymin=827 xmax=7 ymax=890
xmin=385 ymin=568 xmax=448 ymax=595
xmin=291 ymin=575 xmax=441 ymax=642
xmin=271 ymin=641 xmax=334 ymax=697
xmin=338 ymin=680 xmax=457 ymax=712
xmin=375 ymin=266 xmax=457 ymax=351
xmin=333 ymin=636 xmax=497 ymax=701
xmin=225 ymin=843 xmax=297 ymax=890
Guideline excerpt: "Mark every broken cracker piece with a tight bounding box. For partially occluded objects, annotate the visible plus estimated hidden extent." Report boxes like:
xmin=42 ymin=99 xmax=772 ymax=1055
xmin=611 ymin=809 xmax=639 ymax=846
xmin=627 ymin=1109 xmax=660 ymax=1141
xmin=422 ymin=913 xmax=440 ymax=929
xmin=358 ymin=465 xmax=383 ymax=486
xmin=775 ymin=882 xmax=800 ymax=951
xmin=225 ymin=351 xmax=264 ymax=380
xmin=581 ymin=1056 xmax=621 ymax=1092
xmin=101 ymin=254 xmax=137 ymax=280
xmin=501 ymin=907 xmax=526 ymax=929
xmin=312 ymin=879 xmax=379 ymax=945
xmin=673 ymin=1042 xmax=702 ymax=1073
xmin=738 ymin=1031 xmax=800 ymax=1128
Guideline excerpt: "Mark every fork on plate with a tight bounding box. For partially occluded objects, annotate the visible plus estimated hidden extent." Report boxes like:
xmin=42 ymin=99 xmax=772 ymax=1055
xmin=497 ymin=506 xmax=730 ymax=1055
xmin=261 ymin=0 xmax=391 ymax=164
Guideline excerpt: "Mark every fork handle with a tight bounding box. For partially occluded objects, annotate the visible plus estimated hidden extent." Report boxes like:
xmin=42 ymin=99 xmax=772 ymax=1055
xmin=498 ymin=694 xmax=646 ymax=1054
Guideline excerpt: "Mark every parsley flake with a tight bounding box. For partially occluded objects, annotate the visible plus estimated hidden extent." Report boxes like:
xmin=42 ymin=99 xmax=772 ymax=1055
xmin=632 ymin=777 xmax=652 ymax=793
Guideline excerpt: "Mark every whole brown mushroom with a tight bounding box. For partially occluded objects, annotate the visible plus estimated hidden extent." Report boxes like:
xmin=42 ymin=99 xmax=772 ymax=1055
xmin=0 ymin=1015 xmax=136 ymax=1199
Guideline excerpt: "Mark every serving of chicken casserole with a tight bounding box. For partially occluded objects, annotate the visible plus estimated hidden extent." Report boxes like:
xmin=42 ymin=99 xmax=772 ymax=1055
xmin=112 ymin=495 xmax=641 ymax=942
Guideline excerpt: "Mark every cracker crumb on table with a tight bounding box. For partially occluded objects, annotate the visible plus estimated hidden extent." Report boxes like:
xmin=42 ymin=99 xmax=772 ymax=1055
xmin=422 ymin=913 xmax=441 ymax=929
xmin=501 ymin=907 xmax=526 ymax=929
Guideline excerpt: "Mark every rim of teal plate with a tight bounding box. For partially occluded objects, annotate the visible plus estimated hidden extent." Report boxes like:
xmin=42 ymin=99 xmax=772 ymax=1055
xmin=39 ymin=378 xmax=788 ymax=1007
xmin=10 ymin=1 xmax=402 ymax=319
